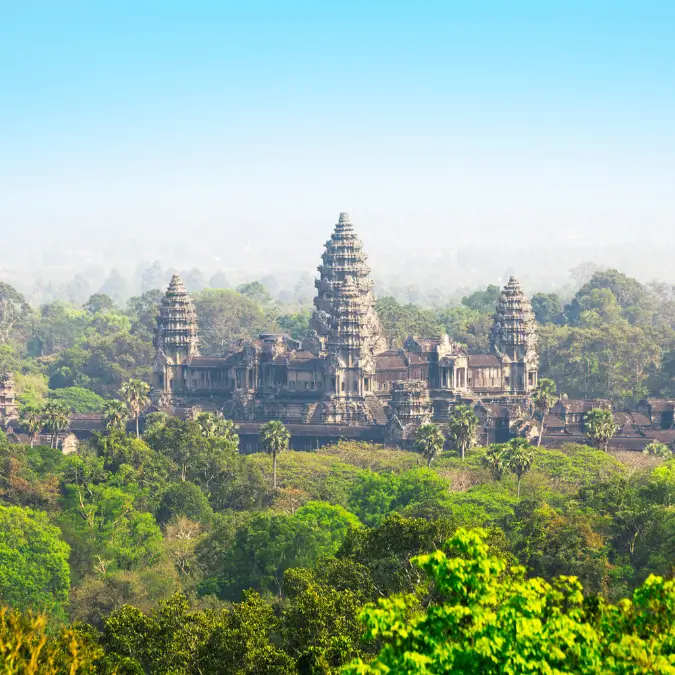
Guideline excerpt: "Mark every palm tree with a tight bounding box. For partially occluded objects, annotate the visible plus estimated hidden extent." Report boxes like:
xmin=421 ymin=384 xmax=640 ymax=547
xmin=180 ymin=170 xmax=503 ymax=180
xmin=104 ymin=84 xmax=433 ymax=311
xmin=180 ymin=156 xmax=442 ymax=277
xmin=532 ymin=378 xmax=557 ymax=447
xmin=120 ymin=379 xmax=151 ymax=439
xmin=447 ymin=405 xmax=479 ymax=459
xmin=20 ymin=406 xmax=43 ymax=447
xmin=414 ymin=423 xmax=445 ymax=467
xmin=42 ymin=401 xmax=70 ymax=449
xmin=584 ymin=408 xmax=617 ymax=451
xmin=104 ymin=400 xmax=129 ymax=432
xmin=260 ymin=420 xmax=290 ymax=489
xmin=483 ymin=443 xmax=508 ymax=481
xmin=503 ymin=438 xmax=535 ymax=498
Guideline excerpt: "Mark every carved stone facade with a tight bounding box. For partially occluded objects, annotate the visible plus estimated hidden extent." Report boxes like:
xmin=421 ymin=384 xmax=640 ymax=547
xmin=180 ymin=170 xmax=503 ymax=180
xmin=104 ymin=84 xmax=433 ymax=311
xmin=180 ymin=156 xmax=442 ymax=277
xmin=152 ymin=273 xmax=199 ymax=400
xmin=490 ymin=276 xmax=538 ymax=394
xmin=151 ymin=213 xmax=539 ymax=436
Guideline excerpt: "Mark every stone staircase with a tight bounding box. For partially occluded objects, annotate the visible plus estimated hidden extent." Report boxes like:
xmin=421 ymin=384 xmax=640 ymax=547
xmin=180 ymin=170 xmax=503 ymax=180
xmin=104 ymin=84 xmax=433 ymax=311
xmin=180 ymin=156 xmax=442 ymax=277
xmin=366 ymin=396 xmax=389 ymax=425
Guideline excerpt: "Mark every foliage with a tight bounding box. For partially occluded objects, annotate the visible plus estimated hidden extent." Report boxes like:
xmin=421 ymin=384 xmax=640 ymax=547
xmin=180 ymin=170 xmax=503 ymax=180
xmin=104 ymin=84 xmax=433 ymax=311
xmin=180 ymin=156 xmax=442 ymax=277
xmin=48 ymin=386 xmax=106 ymax=413
xmin=103 ymin=399 xmax=129 ymax=432
xmin=0 ymin=606 xmax=103 ymax=674
xmin=446 ymin=405 xmax=479 ymax=459
xmin=414 ymin=423 xmax=445 ymax=467
xmin=193 ymin=289 xmax=270 ymax=354
xmin=585 ymin=408 xmax=618 ymax=450
xmin=202 ymin=501 xmax=360 ymax=601
xmin=41 ymin=400 xmax=70 ymax=449
xmin=260 ymin=420 xmax=291 ymax=490
xmin=119 ymin=378 xmax=150 ymax=439
xmin=156 ymin=482 xmax=214 ymax=526
xmin=643 ymin=440 xmax=673 ymax=458
xmin=345 ymin=527 xmax=675 ymax=675
xmin=531 ymin=377 xmax=557 ymax=446
xmin=0 ymin=505 xmax=70 ymax=619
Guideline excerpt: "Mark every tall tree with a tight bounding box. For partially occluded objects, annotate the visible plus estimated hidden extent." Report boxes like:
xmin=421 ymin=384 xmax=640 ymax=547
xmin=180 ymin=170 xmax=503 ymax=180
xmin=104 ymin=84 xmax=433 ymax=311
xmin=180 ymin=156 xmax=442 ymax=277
xmin=531 ymin=378 xmax=558 ymax=447
xmin=104 ymin=400 xmax=129 ymax=432
xmin=120 ymin=378 xmax=150 ymax=439
xmin=414 ymin=424 xmax=445 ymax=467
xmin=41 ymin=401 xmax=69 ymax=449
xmin=446 ymin=405 xmax=479 ymax=459
xmin=0 ymin=281 xmax=30 ymax=345
xmin=20 ymin=406 xmax=43 ymax=447
xmin=260 ymin=421 xmax=290 ymax=489
xmin=585 ymin=408 xmax=617 ymax=451
xmin=482 ymin=444 xmax=507 ymax=481
xmin=502 ymin=438 xmax=535 ymax=498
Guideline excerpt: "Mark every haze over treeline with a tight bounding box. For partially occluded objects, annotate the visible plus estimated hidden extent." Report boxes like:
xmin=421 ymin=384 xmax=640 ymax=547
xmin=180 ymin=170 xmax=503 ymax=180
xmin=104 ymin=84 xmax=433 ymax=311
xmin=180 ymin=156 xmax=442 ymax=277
xmin=1 ymin=245 xmax=673 ymax=310
xmin=2 ymin=3 xmax=674 ymax=297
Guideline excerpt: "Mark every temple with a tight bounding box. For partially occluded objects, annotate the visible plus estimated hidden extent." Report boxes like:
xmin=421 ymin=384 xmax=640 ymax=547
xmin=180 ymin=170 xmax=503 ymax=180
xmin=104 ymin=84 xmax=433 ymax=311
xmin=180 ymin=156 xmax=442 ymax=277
xmin=151 ymin=212 xmax=539 ymax=445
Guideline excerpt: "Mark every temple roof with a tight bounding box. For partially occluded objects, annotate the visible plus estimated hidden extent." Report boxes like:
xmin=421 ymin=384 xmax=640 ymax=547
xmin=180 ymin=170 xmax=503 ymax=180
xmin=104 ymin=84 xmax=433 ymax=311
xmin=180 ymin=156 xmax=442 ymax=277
xmin=468 ymin=354 xmax=501 ymax=367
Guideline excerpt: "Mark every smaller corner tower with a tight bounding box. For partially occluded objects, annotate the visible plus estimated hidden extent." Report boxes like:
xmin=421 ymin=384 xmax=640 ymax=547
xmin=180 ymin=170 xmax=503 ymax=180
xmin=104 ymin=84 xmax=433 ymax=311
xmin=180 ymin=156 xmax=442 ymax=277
xmin=490 ymin=276 xmax=538 ymax=394
xmin=152 ymin=274 xmax=199 ymax=398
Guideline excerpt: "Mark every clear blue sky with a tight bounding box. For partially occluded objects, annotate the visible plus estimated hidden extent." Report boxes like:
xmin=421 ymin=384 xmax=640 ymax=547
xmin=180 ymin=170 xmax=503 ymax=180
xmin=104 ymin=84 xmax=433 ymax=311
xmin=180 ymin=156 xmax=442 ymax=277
xmin=1 ymin=1 xmax=674 ymax=273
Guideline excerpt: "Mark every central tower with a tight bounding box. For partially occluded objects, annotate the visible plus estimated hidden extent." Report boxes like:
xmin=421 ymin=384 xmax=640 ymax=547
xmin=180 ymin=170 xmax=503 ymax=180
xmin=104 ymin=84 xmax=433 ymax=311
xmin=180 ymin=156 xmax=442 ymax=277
xmin=305 ymin=212 xmax=387 ymax=422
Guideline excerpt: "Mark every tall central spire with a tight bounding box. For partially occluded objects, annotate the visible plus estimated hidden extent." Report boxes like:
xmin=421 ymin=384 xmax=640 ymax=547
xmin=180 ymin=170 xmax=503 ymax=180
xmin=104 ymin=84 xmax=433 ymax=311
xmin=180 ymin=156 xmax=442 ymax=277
xmin=307 ymin=212 xmax=387 ymax=358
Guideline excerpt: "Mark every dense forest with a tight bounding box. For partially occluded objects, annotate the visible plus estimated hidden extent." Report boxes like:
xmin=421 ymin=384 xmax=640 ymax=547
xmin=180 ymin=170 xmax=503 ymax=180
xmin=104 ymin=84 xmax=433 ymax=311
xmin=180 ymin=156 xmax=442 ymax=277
xmin=3 ymin=267 xmax=675 ymax=672
xmin=2 ymin=266 xmax=675 ymax=408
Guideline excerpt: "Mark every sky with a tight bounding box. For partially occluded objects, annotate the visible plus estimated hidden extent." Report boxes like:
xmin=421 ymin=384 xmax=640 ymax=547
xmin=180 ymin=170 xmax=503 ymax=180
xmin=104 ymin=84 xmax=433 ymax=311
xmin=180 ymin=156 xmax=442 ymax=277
xmin=1 ymin=1 xmax=674 ymax=289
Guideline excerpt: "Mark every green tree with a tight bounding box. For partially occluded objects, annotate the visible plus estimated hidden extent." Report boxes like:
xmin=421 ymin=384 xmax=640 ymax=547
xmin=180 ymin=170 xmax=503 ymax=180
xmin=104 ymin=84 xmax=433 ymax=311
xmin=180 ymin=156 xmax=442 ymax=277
xmin=375 ymin=297 xmax=443 ymax=348
xmin=344 ymin=527 xmax=675 ymax=675
xmin=483 ymin=443 xmax=507 ymax=481
xmin=41 ymin=400 xmax=70 ymax=449
xmin=236 ymin=280 xmax=272 ymax=305
xmin=48 ymin=386 xmax=106 ymax=413
xmin=0 ymin=281 xmax=30 ymax=344
xmin=20 ymin=405 xmax=43 ymax=447
xmin=531 ymin=377 xmax=557 ymax=446
xmin=503 ymin=437 xmax=535 ymax=498
xmin=196 ymin=412 xmax=238 ymax=444
xmin=461 ymin=284 xmax=501 ymax=313
xmin=585 ymin=408 xmax=617 ymax=450
xmin=204 ymin=502 xmax=359 ymax=600
xmin=193 ymin=288 xmax=270 ymax=354
xmin=414 ymin=423 xmax=445 ymax=467
xmin=281 ymin=567 xmax=365 ymax=672
xmin=531 ymin=292 xmax=563 ymax=324
xmin=156 ymin=482 xmax=213 ymax=526
xmin=643 ymin=440 xmax=673 ymax=458
xmin=0 ymin=608 xmax=104 ymax=674
xmin=0 ymin=505 xmax=70 ymax=618
xmin=144 ymin=417 xmax=209 ymax=482
xmin=260 ymin=420 xmax=290 ymax=489
xmin=199 ymin=591 xmax=295 ymax=674
xmin=104 ymin=399 xmax=129 ymax=432
xmin=103 ymin=593 xmax=215 ymax=674
xmin=82 ymin=292 xmax=115 ymax=314
xmin=120 ymin=378 xmax=150 ymax=439
xmin=446 ymin=405 xmax=479 ymax=459
xmin=57 ymin=484 xmax=163 ymax=577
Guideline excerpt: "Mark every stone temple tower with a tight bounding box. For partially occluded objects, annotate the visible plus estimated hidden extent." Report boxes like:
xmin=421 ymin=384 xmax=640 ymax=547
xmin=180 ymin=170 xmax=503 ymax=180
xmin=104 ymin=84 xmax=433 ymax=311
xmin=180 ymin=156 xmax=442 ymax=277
xmin=490 ymin=276 xmax=538 ymax=394
xmin=152 ymin=273 xmax=199 ymax=398
xmin=304 ymin=212 xmax=387 ymax=422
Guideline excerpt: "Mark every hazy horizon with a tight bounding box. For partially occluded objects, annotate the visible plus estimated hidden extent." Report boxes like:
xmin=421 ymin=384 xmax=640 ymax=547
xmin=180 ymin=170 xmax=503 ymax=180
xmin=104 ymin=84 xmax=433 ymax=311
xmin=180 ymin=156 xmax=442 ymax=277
xmin=2 ymin=2 xmax=674 ymax=297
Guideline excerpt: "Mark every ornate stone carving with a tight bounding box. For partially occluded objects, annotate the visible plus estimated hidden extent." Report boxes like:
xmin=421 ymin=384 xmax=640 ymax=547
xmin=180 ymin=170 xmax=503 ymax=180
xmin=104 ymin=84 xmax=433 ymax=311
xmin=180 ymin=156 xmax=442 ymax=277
xmin=388 ymin=380 xmax=433 ymax=428
xmin=154 ymin=274 xmax=199 ymax=358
